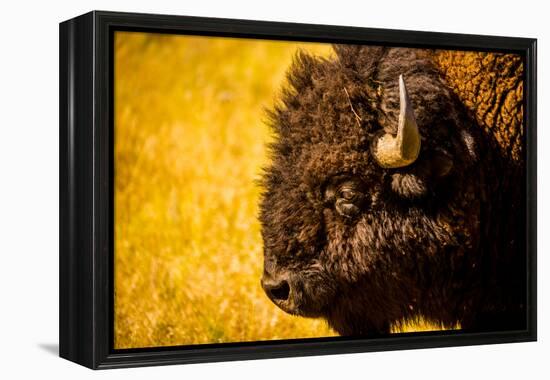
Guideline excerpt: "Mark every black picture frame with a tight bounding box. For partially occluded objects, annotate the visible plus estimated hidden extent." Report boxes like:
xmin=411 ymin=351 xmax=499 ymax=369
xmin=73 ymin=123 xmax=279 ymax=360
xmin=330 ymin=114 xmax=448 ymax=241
xmin=59 ymin=10 xmax=537 ymax=369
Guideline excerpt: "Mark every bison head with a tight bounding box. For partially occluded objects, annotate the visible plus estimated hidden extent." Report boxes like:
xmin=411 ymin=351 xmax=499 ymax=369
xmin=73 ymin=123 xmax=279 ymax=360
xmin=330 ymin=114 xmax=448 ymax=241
xmin=259 ymin=46 xmax=482 ymax=335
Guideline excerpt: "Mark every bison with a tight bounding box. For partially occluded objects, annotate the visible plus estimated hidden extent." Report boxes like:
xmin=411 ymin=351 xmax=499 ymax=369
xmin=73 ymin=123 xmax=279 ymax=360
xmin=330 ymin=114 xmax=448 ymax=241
xmin=259 ymin=45 xmax=526 ymax=335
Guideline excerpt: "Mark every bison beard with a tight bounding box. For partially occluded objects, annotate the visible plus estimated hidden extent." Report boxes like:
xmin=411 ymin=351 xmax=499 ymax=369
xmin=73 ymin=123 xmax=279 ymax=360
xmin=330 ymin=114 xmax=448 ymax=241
xmin=259 ymin=46 xmax=526 ymax=336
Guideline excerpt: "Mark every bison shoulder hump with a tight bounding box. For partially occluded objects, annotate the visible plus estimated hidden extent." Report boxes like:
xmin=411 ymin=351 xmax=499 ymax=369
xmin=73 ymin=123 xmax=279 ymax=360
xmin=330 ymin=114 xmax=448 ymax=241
xmin=432 ymin=50 xmax=524 ymax=162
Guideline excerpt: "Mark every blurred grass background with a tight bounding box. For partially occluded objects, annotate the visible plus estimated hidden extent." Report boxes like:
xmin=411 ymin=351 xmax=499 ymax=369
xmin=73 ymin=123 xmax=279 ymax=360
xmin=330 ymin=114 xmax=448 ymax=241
xmin=114 ymin=32 xmax=446 ymax=349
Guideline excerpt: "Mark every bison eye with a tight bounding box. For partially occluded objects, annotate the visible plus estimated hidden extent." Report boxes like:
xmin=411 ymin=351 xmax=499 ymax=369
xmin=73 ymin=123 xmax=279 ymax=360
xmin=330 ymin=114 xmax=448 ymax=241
xmin=339 ymin=188 xmax=356 ymax=201
xmin=325 ymin=180 xmax=367 ymax=219
xmin=335 ymin=198 xmax=361 ymax=218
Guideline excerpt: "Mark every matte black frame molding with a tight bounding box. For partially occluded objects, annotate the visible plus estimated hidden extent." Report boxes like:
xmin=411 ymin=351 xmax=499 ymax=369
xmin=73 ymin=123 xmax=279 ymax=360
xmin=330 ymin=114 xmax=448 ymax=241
xmin=59 ymin=10 xmax=537 ymax=369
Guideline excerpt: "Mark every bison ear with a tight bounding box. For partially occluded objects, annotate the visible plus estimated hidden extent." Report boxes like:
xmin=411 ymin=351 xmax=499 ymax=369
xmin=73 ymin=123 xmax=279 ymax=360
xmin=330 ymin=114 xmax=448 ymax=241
xmin=391 ymin=172 xmax=428 ymax=199
xmin=390 ymin=149 xmax=454 ymax=199
xmin=430 ymin=149 xmax=454 ymax=178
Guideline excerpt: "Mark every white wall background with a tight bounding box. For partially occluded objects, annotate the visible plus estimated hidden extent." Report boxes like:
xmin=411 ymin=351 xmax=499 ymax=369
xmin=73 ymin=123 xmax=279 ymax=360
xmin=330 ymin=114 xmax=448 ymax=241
xmin=0 ymin=0 xmax=547 ymax=378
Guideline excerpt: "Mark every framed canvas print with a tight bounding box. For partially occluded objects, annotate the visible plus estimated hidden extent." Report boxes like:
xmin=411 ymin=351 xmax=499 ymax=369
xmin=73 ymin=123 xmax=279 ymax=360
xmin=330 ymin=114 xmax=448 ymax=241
xmin=59 ymin=11 xmax=537 ymax=369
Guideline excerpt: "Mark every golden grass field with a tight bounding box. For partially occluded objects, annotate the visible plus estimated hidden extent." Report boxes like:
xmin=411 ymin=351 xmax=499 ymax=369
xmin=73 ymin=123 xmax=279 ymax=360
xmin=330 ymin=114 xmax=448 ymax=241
xmin=114 ymin=32 xmax=448 ymax=349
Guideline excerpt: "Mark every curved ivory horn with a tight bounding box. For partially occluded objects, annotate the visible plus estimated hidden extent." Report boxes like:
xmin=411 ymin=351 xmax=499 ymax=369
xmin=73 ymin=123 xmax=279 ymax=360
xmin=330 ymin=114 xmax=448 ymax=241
xmin=372 ymin=75 xmax=421 ymax=168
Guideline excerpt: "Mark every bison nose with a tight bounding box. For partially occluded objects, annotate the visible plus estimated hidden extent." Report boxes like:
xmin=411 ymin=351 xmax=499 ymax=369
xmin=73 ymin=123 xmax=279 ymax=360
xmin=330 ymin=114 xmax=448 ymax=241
xmin=262 ymin=277 xmax=290 ymax=302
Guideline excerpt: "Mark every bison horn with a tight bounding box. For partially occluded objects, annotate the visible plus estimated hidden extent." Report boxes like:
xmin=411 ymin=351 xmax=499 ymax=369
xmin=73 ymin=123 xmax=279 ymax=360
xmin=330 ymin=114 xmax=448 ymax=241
xmin=372 ymin=75 xmax=421 ymax=168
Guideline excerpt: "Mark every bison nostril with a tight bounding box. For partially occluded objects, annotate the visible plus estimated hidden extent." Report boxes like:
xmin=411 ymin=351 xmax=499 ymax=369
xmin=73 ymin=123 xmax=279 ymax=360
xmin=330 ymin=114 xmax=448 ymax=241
xmin=267 ymin=280 xmax=290 ymax=301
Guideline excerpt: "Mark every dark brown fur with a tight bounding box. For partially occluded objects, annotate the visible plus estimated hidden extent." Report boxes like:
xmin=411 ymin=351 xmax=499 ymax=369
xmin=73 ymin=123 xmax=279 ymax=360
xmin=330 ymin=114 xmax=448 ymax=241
xmin=259 ymin=46 xmax=526 ymax=336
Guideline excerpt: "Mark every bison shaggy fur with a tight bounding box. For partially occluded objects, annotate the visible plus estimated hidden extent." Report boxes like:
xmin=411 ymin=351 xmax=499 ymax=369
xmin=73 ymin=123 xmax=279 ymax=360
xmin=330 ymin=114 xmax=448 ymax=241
xmin=259 ymin=45 xmax=526 ymax=335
